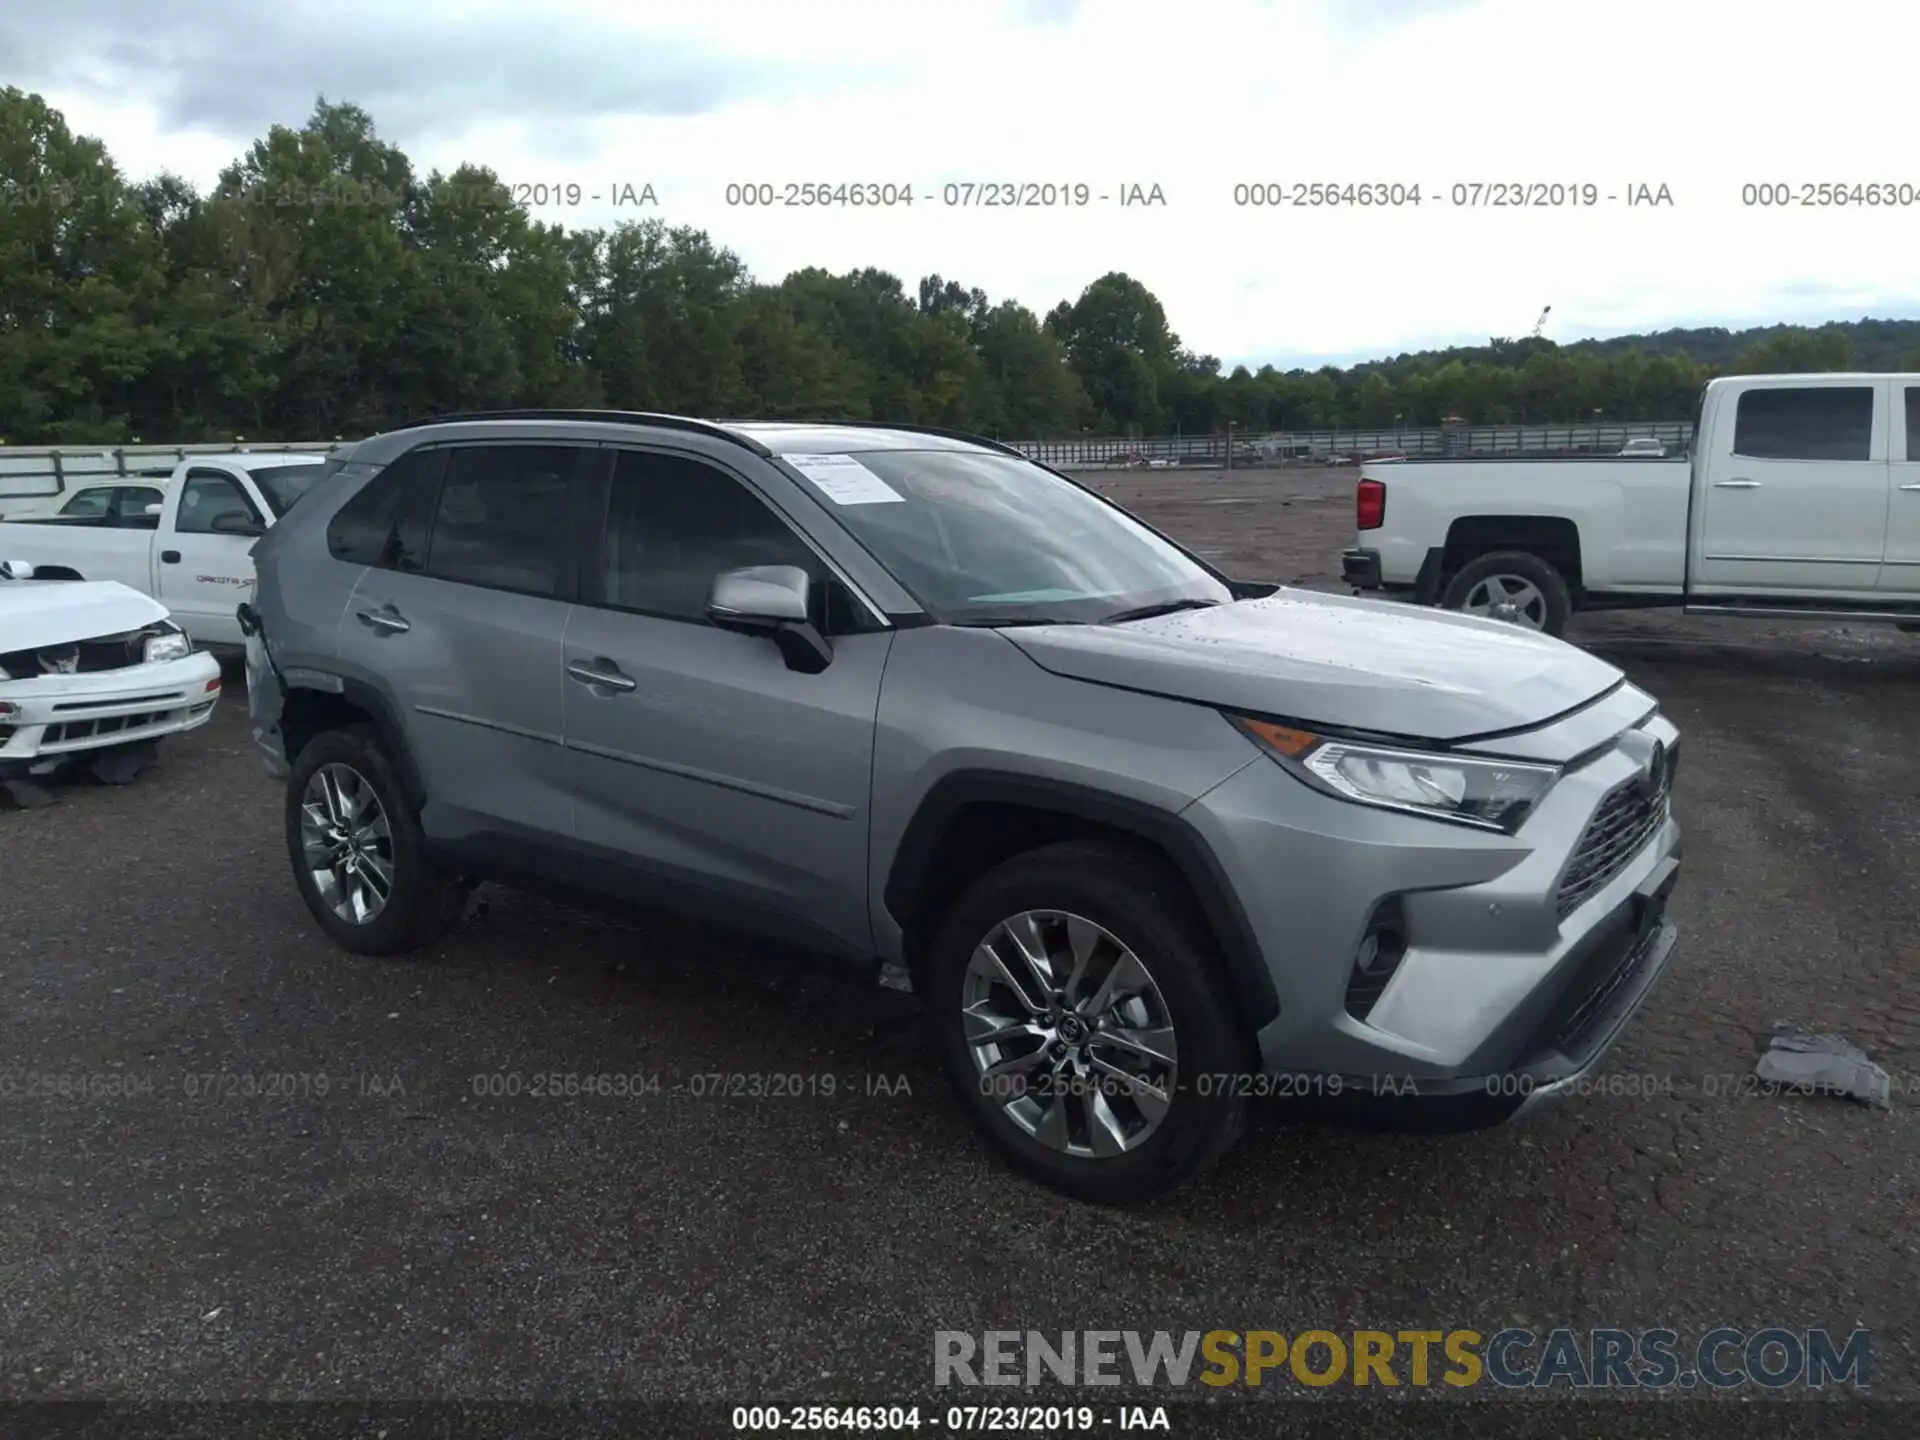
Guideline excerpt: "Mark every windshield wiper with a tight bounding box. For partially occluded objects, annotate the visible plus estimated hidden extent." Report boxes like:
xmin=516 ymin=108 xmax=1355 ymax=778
xmin=1100 ymin=598 xmax=1224 ymax=625
xmin=948 ymin=617 xmax=1079 ymax=628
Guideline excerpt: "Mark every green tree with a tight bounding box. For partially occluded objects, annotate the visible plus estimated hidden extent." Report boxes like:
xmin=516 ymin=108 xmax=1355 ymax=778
xmin=0 ymin=87 xmax=171 ymax=441
xmin=3 ymin=87 xmax=1917 ymax=444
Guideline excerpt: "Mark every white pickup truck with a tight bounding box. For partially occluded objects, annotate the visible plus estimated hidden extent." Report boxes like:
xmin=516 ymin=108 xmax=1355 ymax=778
xmin=0 ymin=453 xmax=330 ymax=649
xmin=1342 ymin=372 xmax=1920 ymax=637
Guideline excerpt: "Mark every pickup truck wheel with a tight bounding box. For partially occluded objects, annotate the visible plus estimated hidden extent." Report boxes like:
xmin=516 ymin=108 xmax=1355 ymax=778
xmin=924 ymin=840 xmax=1247 ymax=1205
xmin=284 ymin=727 xmax=465 ymax=956
xmin=1441 ymin=551 xmax=1572 ymax=637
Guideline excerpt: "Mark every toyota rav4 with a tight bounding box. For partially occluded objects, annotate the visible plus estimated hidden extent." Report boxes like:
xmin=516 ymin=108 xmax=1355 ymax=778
xmin=241 ymin=411 xmax=1682 ymax=1204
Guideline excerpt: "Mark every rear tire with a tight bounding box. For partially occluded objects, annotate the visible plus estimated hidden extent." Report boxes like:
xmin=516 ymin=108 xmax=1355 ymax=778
xmin=284 ymin=726 xmax=466 ymax=956
xmin=924 ymin=840 xmax=1249 ymax=1205
xmin=1441 ymin=550 xmax=1572 ymax=637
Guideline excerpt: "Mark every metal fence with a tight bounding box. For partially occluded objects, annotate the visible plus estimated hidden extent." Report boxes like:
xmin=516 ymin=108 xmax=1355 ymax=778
xmin=0 ymin=420 xmax=1698 ymax=500
xmin=0 ymin=441 xmax=345 ymax=500
xmin=1010 ymin=421 xmax=1695 ymax=468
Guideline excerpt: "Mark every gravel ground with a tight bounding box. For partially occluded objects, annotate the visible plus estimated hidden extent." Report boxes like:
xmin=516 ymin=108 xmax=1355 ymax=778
xmin=1 ymin=466 xmax=1915 ymax=1432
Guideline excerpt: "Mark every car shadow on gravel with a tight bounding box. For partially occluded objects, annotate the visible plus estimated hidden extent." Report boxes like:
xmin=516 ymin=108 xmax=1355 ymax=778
xmin=436 ymin=883 xmax=1547 ymax=1227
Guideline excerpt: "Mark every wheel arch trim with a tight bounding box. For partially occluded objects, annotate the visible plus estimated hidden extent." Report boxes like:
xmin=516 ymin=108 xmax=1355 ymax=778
xmin=883 ymin=770 xmax=1280 ymax=1029
xmin=282 ymin=674 xmax=427 ymax=811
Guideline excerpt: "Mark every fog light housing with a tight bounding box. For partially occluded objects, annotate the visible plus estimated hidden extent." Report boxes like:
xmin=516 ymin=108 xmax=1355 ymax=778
xmin=1345 ymin=897 xmax=1408 ymax=1021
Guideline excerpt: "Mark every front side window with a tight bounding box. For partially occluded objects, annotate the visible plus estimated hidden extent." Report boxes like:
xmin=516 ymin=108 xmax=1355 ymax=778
xmin=777 ymin=449 xmax=1229 ymax=624
xmin=594 ymin=450 xmax=826 ymax=625
xmin=1732 ymin=387 xmax=1874 ymax=461
xmin=175 ymin=472 xmax=264 ymax=535
xmin=422 ymin=445 xmax=581 ymax=598
xmin=1904 ymin=386 xmax=1919 ymax=461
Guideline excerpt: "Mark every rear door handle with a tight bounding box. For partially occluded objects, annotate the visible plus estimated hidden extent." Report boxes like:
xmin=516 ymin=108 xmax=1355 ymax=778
xmin=1713 ymin=478 xmax=1761 ymax=488
xmin=567 ymin=658 xmax=637 ymax=693
xmin=356 ymin=606 xmax=410 ymax=633
xmin=160 ymin=550 xmax=181 ymax=563
xmin=1899 ymin=483 xmax=1920 ymax=491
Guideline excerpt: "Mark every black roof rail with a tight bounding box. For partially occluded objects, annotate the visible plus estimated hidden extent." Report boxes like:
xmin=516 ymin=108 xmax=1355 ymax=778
xmin=764 ymin=419 xmax=1028 ymax=458
xmin=386 ymin=410 xmax=773 ymax=457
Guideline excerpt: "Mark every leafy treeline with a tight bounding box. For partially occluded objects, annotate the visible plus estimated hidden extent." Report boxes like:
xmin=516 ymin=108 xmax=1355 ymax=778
xmin=4 ymin=89 xmax=1917 ymax=446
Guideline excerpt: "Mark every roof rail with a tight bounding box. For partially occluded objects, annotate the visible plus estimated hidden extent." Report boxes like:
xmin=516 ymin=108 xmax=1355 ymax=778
xmin=779 ymin=419 xmax=1028 ymax=458
xmin=386 ymin=410 xmax=772 ymax=456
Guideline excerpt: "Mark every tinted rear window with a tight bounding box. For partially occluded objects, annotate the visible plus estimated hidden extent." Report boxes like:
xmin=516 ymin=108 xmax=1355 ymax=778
xmin=1732 ymin=387 xmax=1874 ymax=461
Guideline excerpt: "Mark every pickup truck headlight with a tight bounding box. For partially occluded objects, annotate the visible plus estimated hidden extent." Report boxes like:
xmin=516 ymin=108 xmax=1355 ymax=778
xmin=142 ymin=629 xmax=192 ymax=665
xmin=1230 ymin=716 xmax=1559 ymax=833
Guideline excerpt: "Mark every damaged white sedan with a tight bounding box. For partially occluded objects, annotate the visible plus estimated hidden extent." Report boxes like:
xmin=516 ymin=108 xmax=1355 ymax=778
xmin=0 ymin=562 xmax=222 ymax=789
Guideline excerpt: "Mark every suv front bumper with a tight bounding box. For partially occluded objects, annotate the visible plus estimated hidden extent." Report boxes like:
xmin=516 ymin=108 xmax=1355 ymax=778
xmin=1295 ymin=862 xmax=1680 ymax=1129
xmin=1185 ymin=708 xmax=1683 ymax=1128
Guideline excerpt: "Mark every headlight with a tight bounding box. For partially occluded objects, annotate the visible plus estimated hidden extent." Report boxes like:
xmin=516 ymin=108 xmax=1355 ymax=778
xmin=142 ymin=630 xmax=192 ymax=664
xmin=1230 ymin=716 xmax=1559 ymax=832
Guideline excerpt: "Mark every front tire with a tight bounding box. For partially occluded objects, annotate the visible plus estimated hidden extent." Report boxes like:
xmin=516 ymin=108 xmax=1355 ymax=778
xmin=925 ymin=840 xmax=1249 ymax=1205
xmin=1440 ymin=550 xmax=1572 ymax=636
xmin=285 ymin=726 xmax=465 ymax=956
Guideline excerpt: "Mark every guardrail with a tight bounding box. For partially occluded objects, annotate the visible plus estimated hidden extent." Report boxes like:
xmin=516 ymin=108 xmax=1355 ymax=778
xmin=0 ymin=442 xmax=345 ymax=499
xmin=0 ymin=421 xmax=1697 ymax=498
xmin=1010 ymin=421 xmax=1694 ymax=467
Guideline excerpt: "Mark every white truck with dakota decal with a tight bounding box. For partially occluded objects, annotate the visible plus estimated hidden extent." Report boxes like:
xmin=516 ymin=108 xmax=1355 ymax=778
xmin=0 ymin=453 xmax=330 ymax=649
xmin=1341 ymin=372 xmax=1920 ymax=637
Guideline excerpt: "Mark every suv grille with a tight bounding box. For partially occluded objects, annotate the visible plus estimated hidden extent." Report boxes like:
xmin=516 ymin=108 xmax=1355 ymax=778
xmin=1555 ymin=756 xmax=1674 ymax=919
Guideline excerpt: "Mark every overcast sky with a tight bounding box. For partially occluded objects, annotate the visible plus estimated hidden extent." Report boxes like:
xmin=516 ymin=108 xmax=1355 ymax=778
xmin=6 ymin=0 xmax=1916 ymax=370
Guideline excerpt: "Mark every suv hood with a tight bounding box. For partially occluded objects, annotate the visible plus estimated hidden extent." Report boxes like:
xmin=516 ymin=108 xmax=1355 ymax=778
xmin=1003 ymin=588 xmax=1623 ymax=742
xmin=0 ymin=579 xmax=169 ymax=651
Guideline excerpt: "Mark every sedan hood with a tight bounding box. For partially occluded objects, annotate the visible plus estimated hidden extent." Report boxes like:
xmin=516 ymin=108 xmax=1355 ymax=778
xmin=1004 ymin=588 xmax=1624 ymax=742
xmin=0 ymin=579 xmax=170 ymax=652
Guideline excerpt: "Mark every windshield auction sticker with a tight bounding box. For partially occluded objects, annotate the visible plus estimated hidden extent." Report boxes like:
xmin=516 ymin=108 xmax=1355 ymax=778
xmin=783 ymin=452 xmax=907 ymax=504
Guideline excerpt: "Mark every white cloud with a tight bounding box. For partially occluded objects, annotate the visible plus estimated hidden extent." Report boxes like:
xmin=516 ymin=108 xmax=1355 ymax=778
xmin=13 ymin=0 xmax=1919 ymax=367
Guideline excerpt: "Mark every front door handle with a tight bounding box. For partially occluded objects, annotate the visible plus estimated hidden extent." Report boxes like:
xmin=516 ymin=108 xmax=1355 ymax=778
xmin=567 ymin=658 xmax=637 ymax=693
xmin=160 ymin=550 xmax=181 ymax=563
xmin=356 ymin=606 xmax=410 ymax=633
xmin=1899 ymin=482 xmax=1920 ymax=491
xmin=1714 ymin=478 xmax=1761 ymax=488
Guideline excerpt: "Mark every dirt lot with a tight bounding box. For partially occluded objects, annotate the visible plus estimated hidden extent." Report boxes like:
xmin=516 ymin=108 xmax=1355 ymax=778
xmin=1 ymin=465 xmax=1915 ymax=1427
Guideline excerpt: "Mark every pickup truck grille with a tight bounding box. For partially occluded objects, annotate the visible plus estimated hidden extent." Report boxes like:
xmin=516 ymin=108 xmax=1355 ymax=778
xmin=1555 ymin=763 xmax=1674 ymax=920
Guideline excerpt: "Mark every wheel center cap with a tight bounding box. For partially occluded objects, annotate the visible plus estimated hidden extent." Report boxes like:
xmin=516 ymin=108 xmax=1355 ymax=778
xmin=1057 ymin=1014 xmax=1089 ymax=1045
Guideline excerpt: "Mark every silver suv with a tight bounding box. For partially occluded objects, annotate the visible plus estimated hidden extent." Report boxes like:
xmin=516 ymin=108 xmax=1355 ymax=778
xmin=242 ymin=411 xmax=1682 ymax=1204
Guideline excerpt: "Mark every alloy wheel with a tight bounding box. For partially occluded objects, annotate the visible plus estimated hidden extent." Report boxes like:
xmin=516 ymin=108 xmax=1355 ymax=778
xmin=1461 ymin=574 xmax=1548 ymax=628
xmin=959 ymin=910 xmax=1179 ymax=1158
xmin=299 ymin=763 xmax=395 ymax=925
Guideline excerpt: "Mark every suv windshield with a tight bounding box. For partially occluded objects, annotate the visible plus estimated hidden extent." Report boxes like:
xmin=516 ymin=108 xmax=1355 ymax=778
xmin=247 ymin=462 xmax=326 ymax=517
xmin=779 ymin=449 xmax=1229 ymax=624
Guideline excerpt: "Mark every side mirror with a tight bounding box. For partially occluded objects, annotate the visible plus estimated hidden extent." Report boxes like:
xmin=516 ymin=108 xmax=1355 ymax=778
xmin=706 ymin=564 xmax=831 ymax=674
xmin=211 ymin=512 xmax=265 ymax=536
xmin=144 ymin=502 xmax=163 ymax=517
xmin=0 ymin=560 xmax=35 ymax=580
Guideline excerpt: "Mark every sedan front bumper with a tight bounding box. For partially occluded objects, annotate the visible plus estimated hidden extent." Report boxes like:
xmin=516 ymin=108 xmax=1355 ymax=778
xmin=0 ymin=651 xmax=223 ymax=773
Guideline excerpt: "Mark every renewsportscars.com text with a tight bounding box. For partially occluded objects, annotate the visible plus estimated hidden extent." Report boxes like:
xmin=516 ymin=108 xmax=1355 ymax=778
xmin=933 ymin=1328 xmax=1870 ymax=1390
